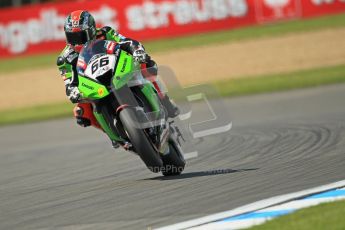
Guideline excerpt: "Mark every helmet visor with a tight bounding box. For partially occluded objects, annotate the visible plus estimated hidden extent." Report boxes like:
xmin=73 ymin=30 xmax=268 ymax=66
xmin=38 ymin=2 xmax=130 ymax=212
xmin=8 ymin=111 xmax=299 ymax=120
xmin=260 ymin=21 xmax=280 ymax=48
xmin=65 ymin=30 xmax=89 ymax=46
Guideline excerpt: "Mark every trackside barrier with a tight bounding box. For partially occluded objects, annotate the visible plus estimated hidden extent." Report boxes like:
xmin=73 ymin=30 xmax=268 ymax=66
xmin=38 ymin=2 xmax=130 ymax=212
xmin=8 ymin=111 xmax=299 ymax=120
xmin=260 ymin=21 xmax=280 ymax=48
xmin=1 ymin=0 xmax=345 ymax=58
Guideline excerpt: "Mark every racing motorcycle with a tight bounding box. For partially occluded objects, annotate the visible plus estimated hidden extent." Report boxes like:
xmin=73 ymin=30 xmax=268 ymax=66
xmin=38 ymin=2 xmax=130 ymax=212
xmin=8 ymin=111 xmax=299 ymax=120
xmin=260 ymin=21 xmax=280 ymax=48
xmin=75 ymin=40 xmax=185 ymax=176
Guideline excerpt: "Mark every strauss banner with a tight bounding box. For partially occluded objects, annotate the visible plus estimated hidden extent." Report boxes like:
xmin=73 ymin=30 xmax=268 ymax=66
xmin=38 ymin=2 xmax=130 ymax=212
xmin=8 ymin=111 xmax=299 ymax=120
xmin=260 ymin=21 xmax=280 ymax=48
xmin=0 ymin=0 xmax=344 ymax=58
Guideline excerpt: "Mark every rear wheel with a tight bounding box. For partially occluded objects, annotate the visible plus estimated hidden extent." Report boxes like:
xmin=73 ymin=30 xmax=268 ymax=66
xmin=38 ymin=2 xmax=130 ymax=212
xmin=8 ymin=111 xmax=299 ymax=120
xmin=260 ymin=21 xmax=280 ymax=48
xmin=119 ymin=108 xmax=163 ymax=172
xmin=161 ymin=137 xmax=186 ymax=176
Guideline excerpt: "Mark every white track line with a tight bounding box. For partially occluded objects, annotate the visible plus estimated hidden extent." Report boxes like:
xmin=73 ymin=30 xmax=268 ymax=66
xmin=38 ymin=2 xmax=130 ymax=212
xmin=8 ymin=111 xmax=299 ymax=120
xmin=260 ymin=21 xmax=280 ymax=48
xmin=184 ymin=151 xmax=199 ymax=160
xmin=155 ymin=179 xmax=345 ymax=230
xmin=187 ymin=192 xmax=345 ymax=230
xmin=187 ymin=219 xmax=268 ymax=230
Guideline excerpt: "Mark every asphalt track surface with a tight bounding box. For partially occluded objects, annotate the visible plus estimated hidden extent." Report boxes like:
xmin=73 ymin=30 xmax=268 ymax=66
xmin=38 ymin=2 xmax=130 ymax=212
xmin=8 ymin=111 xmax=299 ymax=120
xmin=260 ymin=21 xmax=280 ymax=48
xmin=1 ymin=84 xmax=345 ymax=230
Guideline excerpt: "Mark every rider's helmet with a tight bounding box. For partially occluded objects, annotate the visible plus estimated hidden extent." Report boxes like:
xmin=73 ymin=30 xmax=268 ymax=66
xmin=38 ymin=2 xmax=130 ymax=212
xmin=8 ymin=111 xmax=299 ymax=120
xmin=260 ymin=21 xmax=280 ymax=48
xmin=64 ymin=10 xmax=97 ymax=53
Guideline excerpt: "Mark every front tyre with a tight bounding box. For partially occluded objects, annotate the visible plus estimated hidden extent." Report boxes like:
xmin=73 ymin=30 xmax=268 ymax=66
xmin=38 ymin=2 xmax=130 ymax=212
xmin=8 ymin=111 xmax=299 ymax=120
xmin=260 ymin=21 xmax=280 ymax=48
xmin=161 ymin=138 xmax=186 ymax=176
xmin=119 ymin=108 xmax=163 ymax=172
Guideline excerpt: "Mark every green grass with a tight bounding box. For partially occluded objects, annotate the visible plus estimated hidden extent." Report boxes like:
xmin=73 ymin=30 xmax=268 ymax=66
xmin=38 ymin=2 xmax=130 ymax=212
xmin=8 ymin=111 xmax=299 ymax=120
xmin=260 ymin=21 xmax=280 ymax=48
xmin=213 ymin=65 xmax=345 ymax=97
xmin=1 ymin=52 xmax=60 ymax=74
xmin=249 ymin=199 xmax=345 ymax=230
xmin=1 ymin=64 xmax=344 ymax=126
xmin=1 ymin=13 xmax=345 ymax=74
xmin=0 ymin=102 xmax=73 ymax=126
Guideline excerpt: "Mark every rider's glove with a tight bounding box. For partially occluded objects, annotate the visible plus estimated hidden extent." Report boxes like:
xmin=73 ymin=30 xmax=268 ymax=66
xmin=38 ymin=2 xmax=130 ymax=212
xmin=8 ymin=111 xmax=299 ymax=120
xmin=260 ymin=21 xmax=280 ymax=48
xmin=97 ymin=26 xmax=113 ymax=40
xmin=133 ymin=49 xmax=149 ymax=63
xmin=67 ymin=86 xmax=81 ymax=103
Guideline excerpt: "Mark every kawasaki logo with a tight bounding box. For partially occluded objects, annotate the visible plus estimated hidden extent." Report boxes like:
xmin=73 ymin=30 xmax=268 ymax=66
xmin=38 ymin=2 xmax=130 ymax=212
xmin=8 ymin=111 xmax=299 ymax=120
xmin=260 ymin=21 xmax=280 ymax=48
xmin=121 ymin=58 xmax=128 ymax=72
xmin=82 ymin=83 xmax=94 ymax=90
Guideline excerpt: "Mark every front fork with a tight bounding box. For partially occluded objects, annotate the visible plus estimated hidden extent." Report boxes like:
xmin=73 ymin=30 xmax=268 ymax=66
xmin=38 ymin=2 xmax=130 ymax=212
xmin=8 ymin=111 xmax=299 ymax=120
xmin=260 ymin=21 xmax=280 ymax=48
xmin=93 ymin=109 xmax=123 ymax=143
xmin=139 ymin=82 xmax=171 ymax=155
xmin=93 ymin=104 xmax=172 ymax=156
xmin=94 ymin=78 xmax=169 ymax=151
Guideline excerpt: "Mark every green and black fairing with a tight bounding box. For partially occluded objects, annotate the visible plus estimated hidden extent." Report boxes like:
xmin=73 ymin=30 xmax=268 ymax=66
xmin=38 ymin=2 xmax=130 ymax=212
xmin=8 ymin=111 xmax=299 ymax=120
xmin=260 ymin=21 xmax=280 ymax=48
xmin=76 ymin=40 xmax=161 ymax=144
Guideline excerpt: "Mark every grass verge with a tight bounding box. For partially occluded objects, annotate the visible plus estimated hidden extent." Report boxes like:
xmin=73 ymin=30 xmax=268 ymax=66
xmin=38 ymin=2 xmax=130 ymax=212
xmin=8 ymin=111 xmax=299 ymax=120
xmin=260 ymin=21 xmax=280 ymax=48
xmin=0 ymin=102 xmax=73 ymax=126
xmin=250 ymin=199 xmax=345 ymax=230
xmin=1 ymin=13 xmax=345 ymax=74
xmin=1 ymin=64 xmax=344 ymax=126
xmin=213 ymin=65 xmax=345 ymax=97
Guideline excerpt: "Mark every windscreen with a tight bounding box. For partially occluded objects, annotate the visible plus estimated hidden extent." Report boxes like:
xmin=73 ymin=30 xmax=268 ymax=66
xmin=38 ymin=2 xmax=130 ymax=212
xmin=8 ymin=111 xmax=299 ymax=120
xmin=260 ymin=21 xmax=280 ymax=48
xmin=77 ymin=40 xmax=109 ymax=75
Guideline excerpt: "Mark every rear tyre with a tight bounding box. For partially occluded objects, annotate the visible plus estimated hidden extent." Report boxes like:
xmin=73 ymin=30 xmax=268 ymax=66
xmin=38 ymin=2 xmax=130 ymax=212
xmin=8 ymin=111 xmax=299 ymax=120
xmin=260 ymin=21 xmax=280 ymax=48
xmin=161 ymin=138 xmax=186 ymax=176
xmin=119 ymin=108 xmax=163 ymax=172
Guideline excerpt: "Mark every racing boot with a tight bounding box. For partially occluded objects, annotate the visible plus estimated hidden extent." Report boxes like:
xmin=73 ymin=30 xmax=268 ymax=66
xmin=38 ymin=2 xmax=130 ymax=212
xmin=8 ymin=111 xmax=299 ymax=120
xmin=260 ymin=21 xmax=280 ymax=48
xmin=74 ymin=105 xmax=91 ymax=127
xmin=160 ymin=95 xmax=180 ymax=118
xmin=74 ymin=103 xmax=102 ymax=129
xmin=111 ymin=140 xmax=120 ymax=149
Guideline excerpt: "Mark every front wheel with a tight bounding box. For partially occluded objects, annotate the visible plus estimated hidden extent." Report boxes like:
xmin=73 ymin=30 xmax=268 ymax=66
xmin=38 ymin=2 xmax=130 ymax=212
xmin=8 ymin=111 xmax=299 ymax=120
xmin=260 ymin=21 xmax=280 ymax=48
xmin=161 ymin=138 xmax=186 ymax=176
xmin=119 ymin=108 xmax=163 ymax=172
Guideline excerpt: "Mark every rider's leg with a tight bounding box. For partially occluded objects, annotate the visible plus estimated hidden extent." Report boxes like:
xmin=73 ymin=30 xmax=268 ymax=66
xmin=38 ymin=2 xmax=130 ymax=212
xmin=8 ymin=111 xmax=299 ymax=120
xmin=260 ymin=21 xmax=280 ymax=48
xmin=73 ymin=103 xmax=119 ymax=148
xmin=141 ymin=60 xmax=180 ymax=118
xmin=73 ymin=103 xmax=102 ymax=129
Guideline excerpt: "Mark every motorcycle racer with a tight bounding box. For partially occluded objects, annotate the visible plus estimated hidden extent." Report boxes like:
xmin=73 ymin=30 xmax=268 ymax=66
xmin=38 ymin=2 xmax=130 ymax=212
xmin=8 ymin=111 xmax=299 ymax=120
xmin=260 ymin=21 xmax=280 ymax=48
xmin=57 ymin=10 xmax=179 ymax=147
